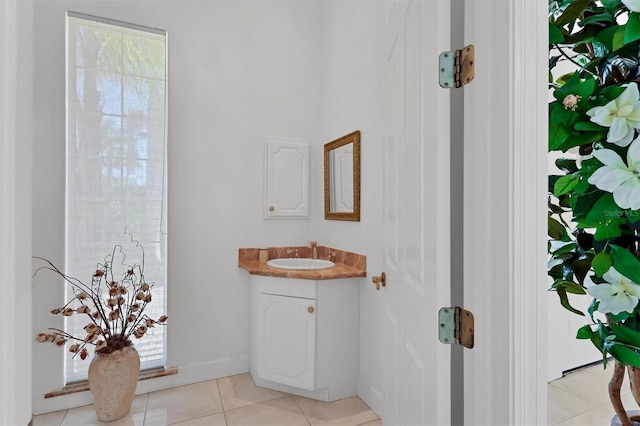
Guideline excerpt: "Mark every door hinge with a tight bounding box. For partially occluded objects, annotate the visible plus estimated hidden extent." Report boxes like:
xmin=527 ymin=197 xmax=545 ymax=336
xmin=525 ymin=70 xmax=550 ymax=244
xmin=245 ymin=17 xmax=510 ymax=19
xmin=439 ymin=45 xmax=475 ymax=89
xmin=438 ymin=307 xmax=474 ymax=349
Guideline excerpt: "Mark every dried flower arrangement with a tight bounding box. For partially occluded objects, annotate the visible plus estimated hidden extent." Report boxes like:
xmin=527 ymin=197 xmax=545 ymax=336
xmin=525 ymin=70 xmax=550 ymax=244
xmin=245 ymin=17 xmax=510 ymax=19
xmin=34 ymin=242 xmax=167 ymax=360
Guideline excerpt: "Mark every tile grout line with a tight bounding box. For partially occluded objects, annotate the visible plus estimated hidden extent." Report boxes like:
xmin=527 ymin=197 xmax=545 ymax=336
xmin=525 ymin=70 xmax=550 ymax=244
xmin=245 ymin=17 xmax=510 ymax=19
xmin=215 ymin=378 xmax=231 ymax=426
xmin=141 ymin=392 xmax=149 ymax=426
xmin=291 ymin=395 xmax=313 ymax=426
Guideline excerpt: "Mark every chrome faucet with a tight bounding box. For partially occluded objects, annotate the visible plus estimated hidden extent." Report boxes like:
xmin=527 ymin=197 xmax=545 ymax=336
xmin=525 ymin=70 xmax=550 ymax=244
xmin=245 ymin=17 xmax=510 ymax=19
xmin=308 ymin=241 xmax=318 ymax=259
xmin=286 ymin=248 xmax=299 ymax=258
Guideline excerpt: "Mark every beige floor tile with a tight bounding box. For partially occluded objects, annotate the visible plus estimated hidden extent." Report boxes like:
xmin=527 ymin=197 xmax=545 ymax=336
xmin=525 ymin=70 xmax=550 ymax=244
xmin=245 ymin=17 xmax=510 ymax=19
xmin=554 ymin=402 xmax=615 ymax=426
xmin=225 ymin=396 xmax=310 ymax=426
xmin=33 ymin=410 xmax=68 ymax=426
xmin=547 ymin=382 xmax=595 ymax=425
xmin=59 ymin=394 xmax=147 ymax=426
xmin=145 ymin=380 xmax=223 ymax=426
xmin=358 ymin=420 xmax=383 ymax=426
xmin=169 ymin=412 xmax=227 ymax=426
xmin=294 ymin=396 xmax=379 ymax=426
xmin=555 ymin=394 xmax=639 ymax=426
xmin=218 ymin=373 xmax=288 ymax=411
xmin=549 ymin=368 xmax=611 ymax=406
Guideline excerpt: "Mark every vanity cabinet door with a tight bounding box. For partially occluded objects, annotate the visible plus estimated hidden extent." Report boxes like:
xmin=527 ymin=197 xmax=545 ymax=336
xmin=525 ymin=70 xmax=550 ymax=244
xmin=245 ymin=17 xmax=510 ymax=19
xmin=258 ymin=293 xmax=316 ymax=390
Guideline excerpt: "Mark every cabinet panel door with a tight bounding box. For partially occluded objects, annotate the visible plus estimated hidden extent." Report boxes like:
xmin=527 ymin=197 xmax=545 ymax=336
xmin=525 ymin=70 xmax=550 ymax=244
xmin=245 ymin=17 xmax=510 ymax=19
xmin=258 ymin=294 xmax=316 ymax=390
xmin=264 ymin=139 xmax=309 ymax=218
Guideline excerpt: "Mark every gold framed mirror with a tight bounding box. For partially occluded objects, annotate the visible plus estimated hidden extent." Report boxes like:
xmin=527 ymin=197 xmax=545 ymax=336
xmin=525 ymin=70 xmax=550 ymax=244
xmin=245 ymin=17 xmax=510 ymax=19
xmin=324 ymin=130 xmax=360 ymax=221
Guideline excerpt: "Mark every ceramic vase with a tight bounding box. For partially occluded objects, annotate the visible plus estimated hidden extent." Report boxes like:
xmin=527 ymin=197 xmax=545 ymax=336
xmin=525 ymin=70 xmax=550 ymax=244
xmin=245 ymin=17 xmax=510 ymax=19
xmin=88 ymin=345 xmax=140 ymax=422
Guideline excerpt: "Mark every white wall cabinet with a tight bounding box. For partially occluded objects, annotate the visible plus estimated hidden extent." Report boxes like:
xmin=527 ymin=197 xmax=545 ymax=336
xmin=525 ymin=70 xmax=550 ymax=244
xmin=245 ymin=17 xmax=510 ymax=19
xmin=249 ymin=275 xmax=360 ymax=401
xmin=264 ymin=139 xmax=309 ymax=218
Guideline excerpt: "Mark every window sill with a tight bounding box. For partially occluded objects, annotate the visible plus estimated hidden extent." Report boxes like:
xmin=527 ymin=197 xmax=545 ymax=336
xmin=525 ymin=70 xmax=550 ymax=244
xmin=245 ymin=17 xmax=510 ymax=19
xmin=44 ymin=366 xmax=178 ymax=398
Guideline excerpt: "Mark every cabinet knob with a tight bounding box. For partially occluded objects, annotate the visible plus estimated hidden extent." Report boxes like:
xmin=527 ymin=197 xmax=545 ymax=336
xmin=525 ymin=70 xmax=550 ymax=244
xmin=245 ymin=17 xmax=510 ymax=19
xmin=308 ymin=306 xmax=314 ymax=314
xmin=269 ymin=206 xmax=275 ymax=212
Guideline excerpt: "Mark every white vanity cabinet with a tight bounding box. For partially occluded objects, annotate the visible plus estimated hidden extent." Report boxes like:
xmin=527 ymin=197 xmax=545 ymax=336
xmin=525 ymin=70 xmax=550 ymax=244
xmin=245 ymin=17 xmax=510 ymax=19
xmin=249 ymin=275 xmax=360 ymax=402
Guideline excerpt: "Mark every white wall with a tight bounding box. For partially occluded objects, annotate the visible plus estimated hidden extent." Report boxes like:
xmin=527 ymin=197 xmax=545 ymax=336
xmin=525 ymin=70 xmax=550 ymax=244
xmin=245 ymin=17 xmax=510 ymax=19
xmin=31 ymin=0 xmax=324 ymax=414
xmin=1 ymin=0 xmax=34 ymax=424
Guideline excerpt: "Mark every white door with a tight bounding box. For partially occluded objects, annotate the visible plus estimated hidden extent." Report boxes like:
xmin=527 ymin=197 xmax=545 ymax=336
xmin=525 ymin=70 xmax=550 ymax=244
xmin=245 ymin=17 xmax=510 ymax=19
xmin=379 ymin=0 xmax=452 ymax=424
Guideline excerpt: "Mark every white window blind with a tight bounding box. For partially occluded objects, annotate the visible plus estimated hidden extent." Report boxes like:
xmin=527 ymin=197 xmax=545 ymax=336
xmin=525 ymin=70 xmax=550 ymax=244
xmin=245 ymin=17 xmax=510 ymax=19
xmin=65 ymin=12 xmax=168 ymax=384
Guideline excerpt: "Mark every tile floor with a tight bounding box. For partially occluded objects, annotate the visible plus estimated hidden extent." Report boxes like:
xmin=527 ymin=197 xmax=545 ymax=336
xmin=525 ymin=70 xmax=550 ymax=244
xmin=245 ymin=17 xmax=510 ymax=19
xmin=36 ymin=364 xmax=637 ymax=426
xmin=32 ymin=373 xmax=382 ymax=426
xmin=548 ymin=362 xmax=640 ymax=425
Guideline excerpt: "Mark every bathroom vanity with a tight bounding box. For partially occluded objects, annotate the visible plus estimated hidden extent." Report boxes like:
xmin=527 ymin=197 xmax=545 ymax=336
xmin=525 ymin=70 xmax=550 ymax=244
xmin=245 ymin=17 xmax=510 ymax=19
xmin=238 ymin=246 xmax=365 ymax=402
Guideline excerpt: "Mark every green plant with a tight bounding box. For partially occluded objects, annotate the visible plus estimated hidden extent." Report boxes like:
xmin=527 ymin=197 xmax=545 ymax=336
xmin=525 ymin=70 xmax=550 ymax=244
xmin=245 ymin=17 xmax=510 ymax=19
xmin=550 ymin=0 xmax=640 ymax=422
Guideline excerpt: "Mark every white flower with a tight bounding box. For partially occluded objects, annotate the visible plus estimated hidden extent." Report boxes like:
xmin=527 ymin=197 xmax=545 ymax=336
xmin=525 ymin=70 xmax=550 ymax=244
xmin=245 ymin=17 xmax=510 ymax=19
xmin=586 ymin=267 xmax=640 ymax=314
xmin=624 ymin=0 xmax=640 ymax=13
xmin=588 ymin=136 xmax=640 ymax=210
xmin=587 ymin=84 xmax=640 ymax=147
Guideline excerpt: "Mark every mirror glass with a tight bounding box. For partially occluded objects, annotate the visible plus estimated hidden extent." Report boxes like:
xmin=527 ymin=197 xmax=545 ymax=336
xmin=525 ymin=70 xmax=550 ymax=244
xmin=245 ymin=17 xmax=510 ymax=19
xmin=324 ymin=130 xmax=360 ymax=221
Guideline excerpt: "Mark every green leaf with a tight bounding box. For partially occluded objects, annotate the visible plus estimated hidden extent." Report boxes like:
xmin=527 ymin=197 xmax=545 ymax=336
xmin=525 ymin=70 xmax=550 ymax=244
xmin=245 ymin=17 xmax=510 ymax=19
xmin=595 ymin=25 xmax=625 ymax=51
xmin=573 ymin=175 xmax=593 ymax=195
xmin=586 ymin=192 xmax=621 ymax=224
xmin=580 ymin=12 xmax=615 ymax=27
xmin=550 ymin=105 xmax=579 ymax=126
xmin=553 ymin=74 xmax=597 ymax=101
xmin=605 ymin=342 xmax=640 ymax=367
xmin=575 ymin=77 xmax=597 ymax=98
xmin=572 ymin=258 xmax=594 ymax=285
xmin=589 ymin=298 xmax=600 ymax=323
xmin=549 ymin=123 xmax=571 ymax=151
xmin=554 ymin=173 xmax=580 ymax=196
xmin=577 ymin=324 xmax=595 ymax=339
xmin=572 ymin=187 xmax=607 ymax=218
xmin=592 ymin=251 xmax=613 ymax=277
xmin=554 ymin=285 xmax=586 ymax=316
xmin=550 ymin=23 xmax=565 ymax=44
xmin=601 ymin=0 xmax=622 ymax=11
xmin=556 ymin=130 xmax=605 ymax=152
xmin=553 ymin=279 xmax=587 ymax=295
xmin=610 ymin=322 xmax=640 ymax=347
xmin=555 ymin=158 xmax=579 ymax=173
xmin=549 ymin=216 xmax=569 ymax=240
xmin=613 ymin=26 xmax=627 ymax=51
xmin=555 ymin=0 xmax=592 ymax=27
xmin=574 ymin=121 xmax=605 ymax=132
xmin=625 ymin=13 xmax=640 ymax=45
xmin=629 ymin=209 xmax=640 ymax=224
xmin=610 ymin=244 xmax=640 ymax=283
xmin=594 ymin=223 xmax=623 ymax=241
xmin=552 ymin=242 xmax=578 ymax=256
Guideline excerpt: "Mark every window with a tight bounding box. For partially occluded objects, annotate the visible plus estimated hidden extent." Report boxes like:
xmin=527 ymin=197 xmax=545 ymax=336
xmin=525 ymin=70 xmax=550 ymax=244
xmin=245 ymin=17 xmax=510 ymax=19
xmin=65 ymin=12 xmax=168 ymax=383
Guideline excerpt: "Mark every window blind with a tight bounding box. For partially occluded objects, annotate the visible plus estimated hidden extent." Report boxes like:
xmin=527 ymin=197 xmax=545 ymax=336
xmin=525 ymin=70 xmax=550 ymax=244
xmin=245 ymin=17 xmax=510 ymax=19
xmin=65 ymin=12 xmax=168 ymax=383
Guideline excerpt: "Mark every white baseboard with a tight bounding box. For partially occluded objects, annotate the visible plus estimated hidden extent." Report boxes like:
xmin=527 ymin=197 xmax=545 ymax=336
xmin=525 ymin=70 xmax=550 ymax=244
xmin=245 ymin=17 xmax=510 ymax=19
xmin=357 ymin=375 xmax=384 ymax=421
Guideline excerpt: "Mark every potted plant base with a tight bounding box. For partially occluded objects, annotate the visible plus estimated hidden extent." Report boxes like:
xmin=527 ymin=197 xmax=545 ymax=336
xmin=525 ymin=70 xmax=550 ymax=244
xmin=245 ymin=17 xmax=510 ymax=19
xmin=88 ymin=345 xmax=140 ymax=422
xmin=610 ymin=362 xmax=640 ymax=426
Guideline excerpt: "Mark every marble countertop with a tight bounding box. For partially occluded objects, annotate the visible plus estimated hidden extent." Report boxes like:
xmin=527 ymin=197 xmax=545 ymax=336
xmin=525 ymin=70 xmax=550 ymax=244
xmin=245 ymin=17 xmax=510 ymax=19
xmin=238 ymin=246 xmax=366 ymax=280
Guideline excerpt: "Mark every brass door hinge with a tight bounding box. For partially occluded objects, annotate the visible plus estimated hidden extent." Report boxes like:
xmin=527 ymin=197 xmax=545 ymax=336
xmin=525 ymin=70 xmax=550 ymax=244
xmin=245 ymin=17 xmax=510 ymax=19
xmin=439 ymin=45 xmax=475 ymax=88
xmin=438 ymin=306 xmax=474 ymax=349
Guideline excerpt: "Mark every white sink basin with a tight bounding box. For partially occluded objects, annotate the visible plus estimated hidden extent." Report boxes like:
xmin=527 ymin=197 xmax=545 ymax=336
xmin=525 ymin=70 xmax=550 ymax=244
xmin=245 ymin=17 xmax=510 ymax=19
xmin=267 ymin=258 xmax=336 ymax=270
